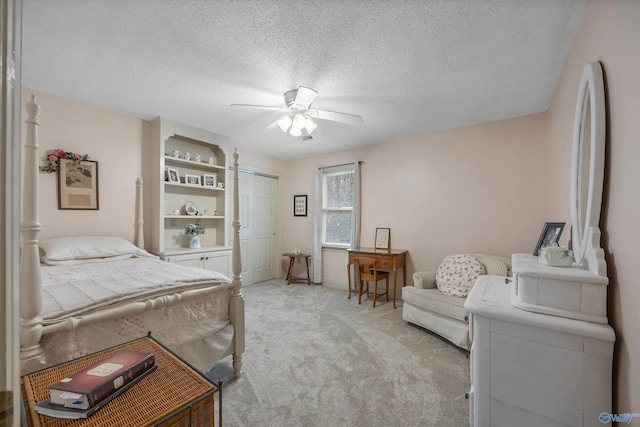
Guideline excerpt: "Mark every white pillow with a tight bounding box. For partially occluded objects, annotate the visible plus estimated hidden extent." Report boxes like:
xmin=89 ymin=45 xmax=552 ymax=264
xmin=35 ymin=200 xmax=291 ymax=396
xmin=436 ymin=254 xmax=487 ymax=297
xmin=39 ymin=236 xmax=152 ymax=262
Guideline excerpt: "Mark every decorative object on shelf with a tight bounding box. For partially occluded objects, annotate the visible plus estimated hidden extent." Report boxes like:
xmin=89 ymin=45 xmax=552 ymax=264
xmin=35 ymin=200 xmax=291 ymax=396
xmin=195 ymin=154 xmax=202 ymax=162
xmin=203 ymin=174 xmax=217 ymax=188
xmin=166 ymin=167 xmax=180 ymax=183
xmin=58 ymin=158 xmax=99 ymax=210
xmin=208 ymin=156 xmax=216 ymax=165
xmin=533 ymin=222 xmax=565 ymax=256
xmin=184 ymin=152 xmax=191 ymax=161
xmin=293 ymin=194 xmax=307 ymax=217
xmin=172 ymin=209 xmax=180 ymax=216
xmin=217 ymin=182 xmax=225 ymax=188
xmin=40 ymin=148 xmax=90 ymax=173
xmin=293 ymin=247 xmax=301 ymax=255
xmin=185 ymin=201 xmax=198 ymax=216
xmin=538 ymin=243 xmax=573 ymax=267
xmin=171 ymin=149 xmax=180 ymax=158
xmin=184 ymin=174 xmax=201 ymax=186
xmin=184 ymin=223 xmax=206 ymax=249
xmin=375 ymin=227 xmax=391 ymax=250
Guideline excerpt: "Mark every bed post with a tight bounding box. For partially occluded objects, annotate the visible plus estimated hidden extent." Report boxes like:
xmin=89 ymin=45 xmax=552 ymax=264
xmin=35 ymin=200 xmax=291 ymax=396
xmin=19 ymin=95 xmax=46 ymax=374
xmin=135 ymin=177 xmax=144 ymax=249
xmin=230 ymin=148 xmax=244 ymax=377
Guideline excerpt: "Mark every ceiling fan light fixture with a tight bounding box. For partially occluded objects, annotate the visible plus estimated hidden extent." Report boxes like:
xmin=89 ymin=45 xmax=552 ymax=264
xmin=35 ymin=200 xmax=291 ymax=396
xmin=304 ymin=117 xmax=318 ymax=134
xmin=292 ymin=113 xmax=307 ymax=130
xmin=277 ymin=115 xmax=292 ymax=132
xmin=289 ymin=126 xmax=302 ymax=137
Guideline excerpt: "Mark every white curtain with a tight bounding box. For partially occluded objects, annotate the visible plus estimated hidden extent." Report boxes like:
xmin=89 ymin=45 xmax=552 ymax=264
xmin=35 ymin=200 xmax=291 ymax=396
xmin=348 ymin=162 xmax=361 ymax=291
xmin=312 ymin=168 xmax=323 ymax=284
xmin=312 ymin=162 xmax=361 ymax=285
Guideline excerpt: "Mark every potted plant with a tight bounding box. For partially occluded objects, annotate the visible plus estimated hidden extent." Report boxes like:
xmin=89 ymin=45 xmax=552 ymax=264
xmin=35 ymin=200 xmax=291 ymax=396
xmin=184 ymin=223 xmax=206 ymax=248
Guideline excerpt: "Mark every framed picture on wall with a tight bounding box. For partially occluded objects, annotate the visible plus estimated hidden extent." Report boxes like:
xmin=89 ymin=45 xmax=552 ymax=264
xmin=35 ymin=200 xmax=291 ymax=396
xmin=58 ymin=159 xmax=99 ymax=210
xmin=533 ymin=222 xmax=565 ymax=255
xmin=294 ymin=195 xmax=307 ymax=217
xmin=375 ymin=228 xmax=391 ymax=250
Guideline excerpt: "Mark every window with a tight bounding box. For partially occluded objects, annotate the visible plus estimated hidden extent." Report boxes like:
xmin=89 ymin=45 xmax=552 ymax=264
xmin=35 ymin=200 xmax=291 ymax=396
xmin=322 ymin=165 xmax=355 ymax=246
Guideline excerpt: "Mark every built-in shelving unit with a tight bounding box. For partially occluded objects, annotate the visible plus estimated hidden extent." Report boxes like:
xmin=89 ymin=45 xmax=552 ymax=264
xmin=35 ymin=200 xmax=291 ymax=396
xmin=143 ymin=117 xmax=232 ymax=275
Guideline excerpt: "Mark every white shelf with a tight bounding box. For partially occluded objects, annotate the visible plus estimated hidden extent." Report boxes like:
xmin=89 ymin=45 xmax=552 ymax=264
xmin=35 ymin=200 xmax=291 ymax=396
xmin=164 ymin=215 xmax=224 ymax=219
xmin=164 ymin=155 xmax=225 ymax=170
xmin=164 ymin=181 xmax=225 ymax=191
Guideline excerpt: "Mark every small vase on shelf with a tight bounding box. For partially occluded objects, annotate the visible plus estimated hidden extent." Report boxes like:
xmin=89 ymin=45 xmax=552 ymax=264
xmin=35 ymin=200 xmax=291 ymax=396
xmin=190 ymin=234 xmax=201 ymax=249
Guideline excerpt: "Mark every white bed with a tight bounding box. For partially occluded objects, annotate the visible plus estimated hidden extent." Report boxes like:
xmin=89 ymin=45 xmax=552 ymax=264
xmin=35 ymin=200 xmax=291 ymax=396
xmin=19 ymin=95 xmax=245 ymax=377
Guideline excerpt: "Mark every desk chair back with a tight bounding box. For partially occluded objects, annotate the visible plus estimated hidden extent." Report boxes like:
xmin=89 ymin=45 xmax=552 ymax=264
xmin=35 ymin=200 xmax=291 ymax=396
xmin=355 ymin=257 xmax=390 ymax=307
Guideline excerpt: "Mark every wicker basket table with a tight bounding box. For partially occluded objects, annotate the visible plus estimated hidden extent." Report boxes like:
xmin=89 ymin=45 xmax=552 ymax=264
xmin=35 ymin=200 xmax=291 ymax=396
xmin=22 ymin=337 xmax=217 ymax=427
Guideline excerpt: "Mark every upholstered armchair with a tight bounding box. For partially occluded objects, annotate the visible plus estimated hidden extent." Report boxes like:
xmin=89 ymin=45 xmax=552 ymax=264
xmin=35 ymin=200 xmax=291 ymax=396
xmin=401 ymin=254 xmax=511 ymax=350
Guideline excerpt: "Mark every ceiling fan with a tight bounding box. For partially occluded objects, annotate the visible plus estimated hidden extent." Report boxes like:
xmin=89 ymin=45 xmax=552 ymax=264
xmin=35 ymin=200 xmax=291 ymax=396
xmin=231 ymin=86 xmax=363 ymax=141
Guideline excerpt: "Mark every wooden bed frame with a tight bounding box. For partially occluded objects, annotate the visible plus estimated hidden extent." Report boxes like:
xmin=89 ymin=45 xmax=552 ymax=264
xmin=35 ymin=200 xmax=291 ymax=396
xmin=19 ymin=94 xmax=245 ymax=377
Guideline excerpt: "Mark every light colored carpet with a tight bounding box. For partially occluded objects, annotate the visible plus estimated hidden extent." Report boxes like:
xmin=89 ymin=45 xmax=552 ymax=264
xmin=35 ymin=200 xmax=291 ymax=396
xmin=208 ymin=279 xmax=470 ymax=427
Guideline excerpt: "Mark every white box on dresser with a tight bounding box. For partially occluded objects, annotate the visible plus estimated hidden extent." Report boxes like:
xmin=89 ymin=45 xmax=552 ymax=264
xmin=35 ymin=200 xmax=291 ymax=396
xmin=511 ymin=254 xmax=608 ymax=324
xmin=465 ymin=275 xmax=614 ymax=427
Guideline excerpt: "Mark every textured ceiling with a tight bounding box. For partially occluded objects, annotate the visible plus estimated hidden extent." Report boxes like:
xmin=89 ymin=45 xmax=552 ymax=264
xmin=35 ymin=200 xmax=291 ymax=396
xmin=21 ymin=0 xmax=585 ymax=160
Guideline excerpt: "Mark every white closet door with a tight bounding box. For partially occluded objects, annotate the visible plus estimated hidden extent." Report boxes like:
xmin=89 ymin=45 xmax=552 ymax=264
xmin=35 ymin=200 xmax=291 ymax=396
xmin=252 ymin=175 xmax=277 ymax=283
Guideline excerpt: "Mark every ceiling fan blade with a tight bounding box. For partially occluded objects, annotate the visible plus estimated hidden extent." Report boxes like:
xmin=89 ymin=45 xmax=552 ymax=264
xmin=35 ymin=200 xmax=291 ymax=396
xmin=293 ymin=86 xmax=318 ymax=109
xmin=257 ymin=116 xmax=287 ymax=136
xmin=307 ymin=108 xmax=363 ymax=125
xmin=231 ymin=104 xmax=288 ymax=112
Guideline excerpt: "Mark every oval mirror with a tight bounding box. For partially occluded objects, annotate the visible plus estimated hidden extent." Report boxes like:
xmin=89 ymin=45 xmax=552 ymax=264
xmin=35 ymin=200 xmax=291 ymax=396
xmin=570 ymin=62 xmax=605 ymax=267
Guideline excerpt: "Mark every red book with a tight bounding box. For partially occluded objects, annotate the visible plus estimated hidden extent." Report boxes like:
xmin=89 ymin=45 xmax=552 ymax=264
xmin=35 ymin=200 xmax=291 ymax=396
xmin=49 ymin=350 xmax=155 ymax=409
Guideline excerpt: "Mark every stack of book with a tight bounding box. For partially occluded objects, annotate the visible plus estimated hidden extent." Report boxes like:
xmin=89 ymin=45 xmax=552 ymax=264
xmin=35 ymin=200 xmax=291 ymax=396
xmin=34 ymin=350 xmax=156 ymax=419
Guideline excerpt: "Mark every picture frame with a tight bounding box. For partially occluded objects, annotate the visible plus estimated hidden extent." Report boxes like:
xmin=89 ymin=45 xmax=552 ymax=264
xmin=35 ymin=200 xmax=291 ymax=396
xmin=533 ymin=222 xmax=565 ymax=256
xmin=375 ymin=227 xmax=391 ymax=250
xmin=58 ymin=159 xmax=99 ymax=210
xmin=184 ymin=174 xmax=201 ymax=186
xmin=294 ymin=195 xmax=307 ymax=217
xmin=203 ymin=174 xmax=217 ymax=188
xmin=166 ymin=167 xmax=180 ymax=184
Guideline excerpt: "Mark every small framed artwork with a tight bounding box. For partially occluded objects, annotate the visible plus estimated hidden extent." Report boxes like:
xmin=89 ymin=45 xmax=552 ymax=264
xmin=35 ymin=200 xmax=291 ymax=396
xmin=166 ymin=167 xmax=180 ymax=183
xmin=294 ymin=195 xmax=307 ymax=217
xmin=533 ymin=222 xmax=565 ymax=256
xmin=58 ymin=159 xmax=99 ymax=210
xmin=375 ymin=228 xmax=391 ymax=250
xmin=184 ymin=174 xmax=201 ymax=186
xmin=203 ymin=174 xmax=217 ymax=188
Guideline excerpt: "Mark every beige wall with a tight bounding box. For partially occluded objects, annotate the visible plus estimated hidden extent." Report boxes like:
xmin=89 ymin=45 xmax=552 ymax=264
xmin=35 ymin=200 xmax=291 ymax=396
xmin=545 ymin=0 xmax=640 ymax=414
xmin=282 ymin=114 xmax=547 ymax=286
xmin=20 ymin=88 xmax=144 ymax=242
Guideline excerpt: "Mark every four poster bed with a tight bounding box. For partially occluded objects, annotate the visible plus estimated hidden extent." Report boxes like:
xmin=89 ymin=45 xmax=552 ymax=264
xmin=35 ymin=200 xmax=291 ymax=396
xmin=19 ymin=95 xmax=245 ymax=377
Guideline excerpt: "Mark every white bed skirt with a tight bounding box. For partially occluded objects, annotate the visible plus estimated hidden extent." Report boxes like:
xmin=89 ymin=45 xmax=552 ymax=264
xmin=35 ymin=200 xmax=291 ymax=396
xmin=39 ymin=289 xmax=233 ymax=372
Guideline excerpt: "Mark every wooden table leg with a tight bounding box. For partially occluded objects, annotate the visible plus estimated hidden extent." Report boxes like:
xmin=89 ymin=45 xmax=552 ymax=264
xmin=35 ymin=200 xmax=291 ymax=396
xmin=347 ymin=262 xmax=352 ymax=299
xmin=286 ymin=257 xmax=295 ymax=285
xmin=392 ymin=268 xmax=398 ymax=309
xmin=305 ymin=256 xmax=311 ymax=285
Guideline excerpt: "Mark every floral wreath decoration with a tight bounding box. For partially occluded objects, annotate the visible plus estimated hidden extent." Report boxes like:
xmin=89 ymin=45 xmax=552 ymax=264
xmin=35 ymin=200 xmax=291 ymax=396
xmin=40 ymin=149 xmax=90 ymax=173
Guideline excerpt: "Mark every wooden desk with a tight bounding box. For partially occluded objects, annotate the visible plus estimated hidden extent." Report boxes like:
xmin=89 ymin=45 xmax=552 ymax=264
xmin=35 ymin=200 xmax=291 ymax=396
xmin=347 ymin=248 xmax=407 ymax=308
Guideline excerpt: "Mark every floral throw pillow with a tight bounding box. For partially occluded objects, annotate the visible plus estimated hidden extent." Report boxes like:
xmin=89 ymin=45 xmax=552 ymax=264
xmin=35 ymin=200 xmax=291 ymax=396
xmin=436 ymin=254 xmax=487 ymax=297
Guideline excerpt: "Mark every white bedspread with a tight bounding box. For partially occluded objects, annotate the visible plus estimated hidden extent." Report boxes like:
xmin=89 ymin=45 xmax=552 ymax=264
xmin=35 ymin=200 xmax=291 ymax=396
xmin=40 ymin=256 xmax=231 ymax=324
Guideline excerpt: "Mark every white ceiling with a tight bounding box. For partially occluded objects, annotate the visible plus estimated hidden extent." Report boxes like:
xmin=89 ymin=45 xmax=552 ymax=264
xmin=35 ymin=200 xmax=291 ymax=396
xmin=21 ymin=0 xmax=585 ymax=160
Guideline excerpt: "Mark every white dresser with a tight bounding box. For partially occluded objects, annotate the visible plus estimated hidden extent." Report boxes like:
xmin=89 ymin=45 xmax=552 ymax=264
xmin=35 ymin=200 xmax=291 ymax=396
xmin=465 ymin=275 xmax=614 ymax=427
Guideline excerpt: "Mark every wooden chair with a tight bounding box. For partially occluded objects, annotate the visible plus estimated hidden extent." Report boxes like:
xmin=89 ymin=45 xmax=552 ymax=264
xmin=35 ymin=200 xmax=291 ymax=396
xmin=355 ymin=257 xmax=390 ymax=307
